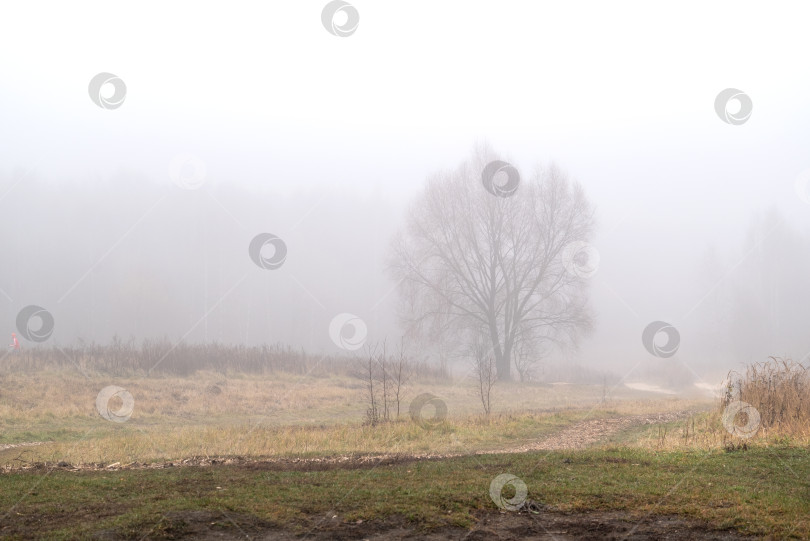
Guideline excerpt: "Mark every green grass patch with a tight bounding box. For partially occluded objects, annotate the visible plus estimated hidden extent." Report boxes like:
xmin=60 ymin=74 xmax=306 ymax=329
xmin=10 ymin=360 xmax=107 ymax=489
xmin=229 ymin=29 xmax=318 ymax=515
xmin=1 ymin=446 xmax=808 ymax=539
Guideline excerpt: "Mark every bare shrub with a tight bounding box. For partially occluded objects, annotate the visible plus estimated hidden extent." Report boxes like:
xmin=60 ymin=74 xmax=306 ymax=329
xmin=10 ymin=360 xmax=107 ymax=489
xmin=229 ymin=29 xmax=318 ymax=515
xmin=354 ymin=340 xmax=418 ymax=426
xmin=4 ymin=338 xmax=452 ymax=383
xmin=3 ymin=341 xmax=354 ymax=377
xmin=359 ymin=343 xmax=381 ymax=426
xmin=722 ymin=356 xmax=810 ymax=438
xmin=390 ymin=340 xmax=412 ymax=419
xmin=472 ymin=341 xmax=497 ymax=416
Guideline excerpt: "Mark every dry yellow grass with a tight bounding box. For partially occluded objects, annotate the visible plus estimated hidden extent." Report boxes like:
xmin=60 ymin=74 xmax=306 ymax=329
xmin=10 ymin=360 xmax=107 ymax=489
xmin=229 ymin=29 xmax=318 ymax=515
xmin=723 ymin=356 xmax=810 ymax=439
xmin=1 ymin=369 xmax=711 ymax=467
xmin=0 ymin=370 xmax=359 ymax=423
xmin=624 ymin=358 xmax=810 ymax=450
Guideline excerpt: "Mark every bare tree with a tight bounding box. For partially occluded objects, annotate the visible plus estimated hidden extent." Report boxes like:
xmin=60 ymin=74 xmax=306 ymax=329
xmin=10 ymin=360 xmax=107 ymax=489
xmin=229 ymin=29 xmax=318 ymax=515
xmin=378 ymin=340 xmax=390 ymax=422
xmin=389 ymin=144 xmax=595 ymax=380
xmin=355 ymin=340 xmax=414 ymax=424
xmin=390 ymin=339 xmax=412 ymax=419
xmin=473 ymin=340 xmax=497 ymax=415
xmin=360 ymin=343 xmax=381 ymax=426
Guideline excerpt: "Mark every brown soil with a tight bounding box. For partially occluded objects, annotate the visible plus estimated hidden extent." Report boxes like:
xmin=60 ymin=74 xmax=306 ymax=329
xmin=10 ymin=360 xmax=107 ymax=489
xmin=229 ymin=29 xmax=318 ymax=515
xmin=91 ymin=508 xmax=753 ymax=540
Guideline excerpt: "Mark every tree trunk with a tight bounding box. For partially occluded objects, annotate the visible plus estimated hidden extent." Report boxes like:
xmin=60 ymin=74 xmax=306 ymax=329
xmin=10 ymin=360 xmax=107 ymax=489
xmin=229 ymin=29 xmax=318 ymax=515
xmin=495 ymin=347 xmax=511 ymax=381
xmin=488 ymin=320 xmax=511 ymax=381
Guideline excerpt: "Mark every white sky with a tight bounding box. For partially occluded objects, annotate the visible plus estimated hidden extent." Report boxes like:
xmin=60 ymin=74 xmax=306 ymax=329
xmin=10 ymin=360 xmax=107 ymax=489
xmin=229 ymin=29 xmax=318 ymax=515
xmin=2 ymin=0 xmax=810 ymax=380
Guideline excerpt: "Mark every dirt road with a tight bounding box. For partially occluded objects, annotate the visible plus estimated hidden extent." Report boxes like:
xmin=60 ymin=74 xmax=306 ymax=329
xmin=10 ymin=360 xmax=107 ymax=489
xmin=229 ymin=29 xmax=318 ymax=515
xmin=2 ymin=410 xmax=696 ymax=474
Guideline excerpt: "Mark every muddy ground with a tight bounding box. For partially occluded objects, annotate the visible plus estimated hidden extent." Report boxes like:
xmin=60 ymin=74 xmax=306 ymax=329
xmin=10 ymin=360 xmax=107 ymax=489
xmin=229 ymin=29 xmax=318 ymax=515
xmin=7 ymin=411 xmax=753 ymax=539
xmin=91 ymin=508 xmax=752 ymax=540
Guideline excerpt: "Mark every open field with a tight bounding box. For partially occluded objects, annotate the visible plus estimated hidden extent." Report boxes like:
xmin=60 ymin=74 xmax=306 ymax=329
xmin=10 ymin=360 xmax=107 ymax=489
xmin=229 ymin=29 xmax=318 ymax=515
xmin=1 ymin=370 xmax=711 ymax=466
xmin=2 ymin=366 xmax=809 ymax=539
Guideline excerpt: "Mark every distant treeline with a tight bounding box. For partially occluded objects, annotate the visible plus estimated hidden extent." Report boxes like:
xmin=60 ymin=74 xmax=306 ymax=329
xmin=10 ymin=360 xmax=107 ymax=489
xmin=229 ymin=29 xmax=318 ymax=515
xmin=1 ymin=338 xmax=449 ymax=380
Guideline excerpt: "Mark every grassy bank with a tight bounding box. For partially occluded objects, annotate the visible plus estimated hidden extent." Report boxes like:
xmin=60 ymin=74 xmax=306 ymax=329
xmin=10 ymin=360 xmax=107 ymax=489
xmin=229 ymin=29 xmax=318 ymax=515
xmin=1 ymin=446 xmax=808 ymax=539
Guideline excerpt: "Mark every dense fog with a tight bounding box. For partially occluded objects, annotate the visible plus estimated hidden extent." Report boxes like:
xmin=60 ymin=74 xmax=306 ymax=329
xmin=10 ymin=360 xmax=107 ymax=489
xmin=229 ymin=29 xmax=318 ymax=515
xmin=3 ymin=1 xmax=810 ymax=388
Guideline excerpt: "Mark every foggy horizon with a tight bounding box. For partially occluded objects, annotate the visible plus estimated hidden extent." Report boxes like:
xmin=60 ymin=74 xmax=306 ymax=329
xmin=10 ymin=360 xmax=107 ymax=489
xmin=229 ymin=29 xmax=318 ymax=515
xmin=4 ymin=1 xmax=810 ymax=388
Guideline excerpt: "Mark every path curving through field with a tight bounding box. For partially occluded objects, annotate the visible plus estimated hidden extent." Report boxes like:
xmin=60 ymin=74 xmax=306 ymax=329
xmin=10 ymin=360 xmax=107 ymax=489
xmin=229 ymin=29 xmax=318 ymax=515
xmin=0 ymin=441 xmax=49 ymax=452
xmin=493 ymin=410 xmax=694 ymax=453
xmin=1 ymin=410 xmax=697 ymax=474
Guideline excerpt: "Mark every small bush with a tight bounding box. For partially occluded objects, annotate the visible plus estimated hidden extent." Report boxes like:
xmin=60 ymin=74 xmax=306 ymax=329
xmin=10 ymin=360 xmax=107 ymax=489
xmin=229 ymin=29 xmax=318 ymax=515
xmin=722 ymin=356 xmax=810 ymax=439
